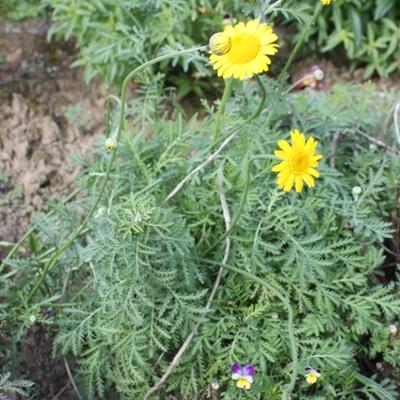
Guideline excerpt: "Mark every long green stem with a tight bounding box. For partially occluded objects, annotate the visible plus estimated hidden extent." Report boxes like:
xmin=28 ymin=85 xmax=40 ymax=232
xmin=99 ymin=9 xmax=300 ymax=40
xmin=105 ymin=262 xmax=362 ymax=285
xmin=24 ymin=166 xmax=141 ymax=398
xmin=205 ymin=154 xmax=275 ymax=255
xmin=278 ymin=3 xmax=323 ymax=83
xmin=25 ymin=45 xmax=207 ymax=303
xmin=213 ymin=78 xmax=233 ymax=147
xmin=0 ymin=188 xmax=81 ymax=273
xmin=200 ymin=259 xmax=299 ymax=400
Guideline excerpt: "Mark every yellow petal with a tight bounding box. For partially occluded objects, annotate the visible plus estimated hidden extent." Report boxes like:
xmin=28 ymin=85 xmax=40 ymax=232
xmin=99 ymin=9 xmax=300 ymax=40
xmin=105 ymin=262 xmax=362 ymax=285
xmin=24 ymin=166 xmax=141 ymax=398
xmin=295 ymin=176 xmax=304 ymax=192
xmin=304 ymin=136 xmax=316 ymax=153
xmin=306 ymin=373 xmax=318 ymax=385
xmin=308 ymin=168 xmax=320 ymax=178
xmin=311 ymin=154 xmax=323 ymax=162
xmin=290 ymin=130 xmax=305 ymax=147
xmin=303 ymin=174 xmax=315 ymax=188
xmin=283 ymin=174 xmax=295 ymax=192
xmin=278 ymin=140 xmax=292 ymax=152
xmin=274 ymin=150 xmax=289 ymax=159
xmin=272 ymin=161 xmax=289 ymax=172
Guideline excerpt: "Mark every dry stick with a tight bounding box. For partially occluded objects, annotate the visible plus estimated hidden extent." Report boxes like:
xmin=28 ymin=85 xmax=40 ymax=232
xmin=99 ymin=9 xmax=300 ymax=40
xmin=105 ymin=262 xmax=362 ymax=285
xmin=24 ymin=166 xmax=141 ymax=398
xmin=329 ymin=131 xmax=341 ymax=168
xmin=162 ymin=128 xmax=239 ymax=204
xmin=355 ymin=128 xmax=400 ymax=155
xmin=144 ymin=169 xmax=232 ymax=400
xmin=63 ymin=357 xmax=82 ymax=400
xmin=51 ymin=383 xmax=70 ymax=400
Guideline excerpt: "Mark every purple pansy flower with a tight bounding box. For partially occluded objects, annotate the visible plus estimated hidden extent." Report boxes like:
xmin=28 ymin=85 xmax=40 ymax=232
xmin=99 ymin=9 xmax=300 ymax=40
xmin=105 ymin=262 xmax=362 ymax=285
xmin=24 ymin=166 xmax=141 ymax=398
xmin=231 ymin=364 xmax=255 ymax=390
xmin=304 ymin=366 xmax=321 ymax=384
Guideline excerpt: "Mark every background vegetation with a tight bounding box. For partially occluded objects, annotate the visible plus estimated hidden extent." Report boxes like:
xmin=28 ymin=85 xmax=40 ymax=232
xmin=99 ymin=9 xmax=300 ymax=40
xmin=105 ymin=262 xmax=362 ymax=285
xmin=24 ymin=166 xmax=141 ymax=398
xmin=1 ymin=0 xmax=400 ymax=399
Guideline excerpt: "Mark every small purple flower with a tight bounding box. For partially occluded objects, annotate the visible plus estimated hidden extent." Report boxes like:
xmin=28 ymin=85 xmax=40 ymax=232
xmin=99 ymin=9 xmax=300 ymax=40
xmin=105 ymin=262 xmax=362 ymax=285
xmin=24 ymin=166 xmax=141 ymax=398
xmin=231 ymin=364 xmax=255 ymax=390
xmin=42 ymin=308 xmax=53 ymax=318
xmin=305 ymin=366 xmax=321 ymax=384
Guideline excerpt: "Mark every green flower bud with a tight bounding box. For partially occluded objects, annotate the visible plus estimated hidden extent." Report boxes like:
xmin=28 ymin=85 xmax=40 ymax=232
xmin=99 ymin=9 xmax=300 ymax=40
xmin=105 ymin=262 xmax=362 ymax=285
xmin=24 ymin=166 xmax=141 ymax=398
xmin=105 ymin=137 xmax=118 ymax=152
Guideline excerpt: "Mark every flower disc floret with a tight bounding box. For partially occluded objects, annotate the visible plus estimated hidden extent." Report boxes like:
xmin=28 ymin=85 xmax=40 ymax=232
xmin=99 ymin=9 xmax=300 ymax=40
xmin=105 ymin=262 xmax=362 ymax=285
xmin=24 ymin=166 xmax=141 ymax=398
xmin=272 ymin=130 xmax=323 ymax=192
xmin=209 ymin=19 xmax=278 ymax=80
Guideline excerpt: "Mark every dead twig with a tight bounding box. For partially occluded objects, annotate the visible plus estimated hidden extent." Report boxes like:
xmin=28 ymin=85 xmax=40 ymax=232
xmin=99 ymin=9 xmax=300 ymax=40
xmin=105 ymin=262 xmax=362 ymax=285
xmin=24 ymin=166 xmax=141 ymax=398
xmin=162 ymin=128 xmax=238 ymax=205
xmin=51 ymin=383 xmax=70 ymax=400
xmin=329 ymin=131 xmax=341 ymax=168
xmin=63 ymin=357 xmax=82 ymax=400
xmin=355 ymin=129 xmax=400 ymax=155
xmin=144 ymin=166 xmax=232 ymax=400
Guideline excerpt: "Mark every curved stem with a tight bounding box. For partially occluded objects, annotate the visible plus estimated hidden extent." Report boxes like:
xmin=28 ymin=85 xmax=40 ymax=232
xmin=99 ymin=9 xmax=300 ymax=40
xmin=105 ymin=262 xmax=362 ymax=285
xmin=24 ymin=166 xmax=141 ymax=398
xmin=278 ymin=3 xmax=323 ymax=83
xmin=200 ymin=259 xmax=299 ymax=400
xmin=25 ymin=45 xmax=207 ymax=303
xmin=204 ymin=154 xmax=275 ymax=255
xmin=163 ymin=75 xmax=267 ymax=205
xmin=0 ymin=188 xmax=81 ymax=273
xmin=213 ymin=78 xmax=233 ymax=147
xmin=286 ymin=73 xmax=315 ymax=93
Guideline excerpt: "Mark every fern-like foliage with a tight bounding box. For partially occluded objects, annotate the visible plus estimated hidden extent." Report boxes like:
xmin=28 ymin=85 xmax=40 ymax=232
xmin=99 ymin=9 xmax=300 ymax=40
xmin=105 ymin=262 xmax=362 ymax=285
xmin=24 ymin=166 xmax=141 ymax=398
xmin=2 ymin=82 xmax=399 ymax=400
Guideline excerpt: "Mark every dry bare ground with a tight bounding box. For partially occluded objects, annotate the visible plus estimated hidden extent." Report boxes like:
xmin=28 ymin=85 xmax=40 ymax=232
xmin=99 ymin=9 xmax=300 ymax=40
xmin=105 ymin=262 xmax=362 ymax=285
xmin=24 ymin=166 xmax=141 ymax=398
xmin=0 ymin=18 xmax=105 ymax=248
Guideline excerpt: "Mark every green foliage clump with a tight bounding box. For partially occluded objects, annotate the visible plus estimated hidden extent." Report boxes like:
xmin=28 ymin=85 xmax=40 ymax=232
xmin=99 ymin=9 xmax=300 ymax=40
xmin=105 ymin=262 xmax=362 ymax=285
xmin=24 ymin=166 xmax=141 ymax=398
xmin=42 ymin=0 xmax=229 ymax=86
xmin=0 ymin=0 xmax=43 ymax=20
xmin=312 ymin=0 xmax=400 ymax=78
xmin=2 ymin=78 xmax=399 ymax=399
xmin=0 ymin=373 xmax=33 ymax=399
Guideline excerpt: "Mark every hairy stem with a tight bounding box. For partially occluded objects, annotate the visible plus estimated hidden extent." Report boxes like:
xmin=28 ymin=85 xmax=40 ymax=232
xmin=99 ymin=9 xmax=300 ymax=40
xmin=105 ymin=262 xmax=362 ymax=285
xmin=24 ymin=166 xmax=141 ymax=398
xmin=205 ymin=154 xmax=275 ymax=255
xmin=278 ymin=3 xmax=323 ymax=83
xmin=0 ymin=188 xmax=80 ymax=273
xmin=25 ymin=45 xmax=207 ymax=303
xmin=213 ymin=78 xmax=233 ymax=147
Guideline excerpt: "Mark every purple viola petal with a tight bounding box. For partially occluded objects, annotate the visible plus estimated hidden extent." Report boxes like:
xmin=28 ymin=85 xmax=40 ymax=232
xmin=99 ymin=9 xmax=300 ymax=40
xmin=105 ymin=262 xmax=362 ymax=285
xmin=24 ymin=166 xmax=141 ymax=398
xmin=304 ymin=366 xmax=313 ymax=372
xmin=315 ymin=368 xmax=321 ymax=374
xmin=231 ymin=364 xmax=242 ymax=374
xmin=243 ymin=365 xmax=255 ymax=377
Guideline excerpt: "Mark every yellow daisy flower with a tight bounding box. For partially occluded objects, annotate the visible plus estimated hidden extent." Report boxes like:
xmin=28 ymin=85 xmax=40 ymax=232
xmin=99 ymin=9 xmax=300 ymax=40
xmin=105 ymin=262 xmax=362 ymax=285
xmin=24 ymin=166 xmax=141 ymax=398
xmin=320 ymin=0 xmax=334 ymax=4
xmin=209 ymin=19 xmax=278 ymax=80
xmin=272 ymin=130 xmax=323 ymax=193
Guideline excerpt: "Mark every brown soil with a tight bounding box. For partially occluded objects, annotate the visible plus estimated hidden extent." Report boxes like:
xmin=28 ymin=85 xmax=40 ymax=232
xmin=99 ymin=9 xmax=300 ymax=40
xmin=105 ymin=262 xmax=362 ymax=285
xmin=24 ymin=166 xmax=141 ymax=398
xmin=0 ymin=17 xmax=106 ymax=400
xmin=0 ymin=18 xmax=105 ymax=248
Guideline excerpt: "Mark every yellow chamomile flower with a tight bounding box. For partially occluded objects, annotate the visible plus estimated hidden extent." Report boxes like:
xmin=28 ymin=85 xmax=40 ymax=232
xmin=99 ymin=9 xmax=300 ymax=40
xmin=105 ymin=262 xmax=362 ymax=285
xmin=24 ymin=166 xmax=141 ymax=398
xmin=305 ymin=366 xmax=321 ymax=385
xmin=320 ymin=0 xmax=334 ymax=5
xmin=272 ymin=130 xmax=323 ymax=193
xmin=209 ymin=19 xmax=278 ymax=80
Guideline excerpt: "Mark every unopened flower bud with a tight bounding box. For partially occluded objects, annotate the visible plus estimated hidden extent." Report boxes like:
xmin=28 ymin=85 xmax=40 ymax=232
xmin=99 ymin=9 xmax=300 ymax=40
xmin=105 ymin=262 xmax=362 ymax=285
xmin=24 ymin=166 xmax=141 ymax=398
xmin=223 ymin=13 xmax=232 ymax=25
xmin=390 ymin=324 xmax=397 ymax=335
xmin=134 ymin=212 xmax=142 ymax=224
xmin=105 ymin=137 xmax=117 ymax=152
xmin=29 ymin=315 xmax=36 ymax=323
xmin=209 ymin=32 xmax=231 ymax=56
xmin=352 ymin=186 xmax=362 ymax=196
xmin=313 ymin=69 xmax=324 ymax=81
xmin=271 ymin=312 xmax=279 ymax=320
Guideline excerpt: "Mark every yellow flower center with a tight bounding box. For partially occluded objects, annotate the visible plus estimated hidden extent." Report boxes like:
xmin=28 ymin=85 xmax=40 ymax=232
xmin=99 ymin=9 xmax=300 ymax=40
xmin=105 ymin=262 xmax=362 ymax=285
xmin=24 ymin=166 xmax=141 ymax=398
xmin=228 ymin=33 xmax=260 ymax=64
xmin=290 ymin=152 xmax=309 ymax=174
